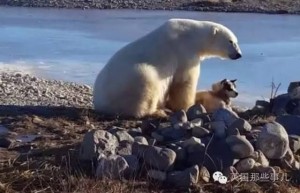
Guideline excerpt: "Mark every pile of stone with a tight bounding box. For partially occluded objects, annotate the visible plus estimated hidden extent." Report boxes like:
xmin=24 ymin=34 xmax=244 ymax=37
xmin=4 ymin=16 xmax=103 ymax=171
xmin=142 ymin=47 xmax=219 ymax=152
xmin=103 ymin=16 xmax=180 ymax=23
xmin=79 ymin=103 xmax=300 ymax=187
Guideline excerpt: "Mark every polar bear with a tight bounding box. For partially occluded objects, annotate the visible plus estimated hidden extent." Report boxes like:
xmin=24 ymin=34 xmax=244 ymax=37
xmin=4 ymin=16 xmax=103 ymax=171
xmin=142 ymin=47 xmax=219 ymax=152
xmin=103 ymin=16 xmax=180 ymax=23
xmin=93 ymin=18 xmax=242 ymax=118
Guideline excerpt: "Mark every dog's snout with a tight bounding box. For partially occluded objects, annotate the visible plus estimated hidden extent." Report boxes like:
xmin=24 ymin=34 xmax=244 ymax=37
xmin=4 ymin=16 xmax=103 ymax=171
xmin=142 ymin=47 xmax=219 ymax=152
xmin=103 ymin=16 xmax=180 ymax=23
xmin=235 ymin=92 xmax=239 ymax=97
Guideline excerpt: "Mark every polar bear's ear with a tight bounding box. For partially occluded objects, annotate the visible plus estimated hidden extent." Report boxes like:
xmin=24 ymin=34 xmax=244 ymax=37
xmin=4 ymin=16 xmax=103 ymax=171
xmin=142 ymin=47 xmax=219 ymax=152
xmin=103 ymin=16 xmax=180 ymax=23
xmin=212 ymin=26 xmax=219 ymax=36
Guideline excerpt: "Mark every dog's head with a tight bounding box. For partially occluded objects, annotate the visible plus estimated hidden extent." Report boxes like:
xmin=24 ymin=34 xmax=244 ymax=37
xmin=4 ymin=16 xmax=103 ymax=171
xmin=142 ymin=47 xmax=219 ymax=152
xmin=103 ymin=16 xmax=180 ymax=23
xmin=212 ymin=79 xmax=238 ymax=98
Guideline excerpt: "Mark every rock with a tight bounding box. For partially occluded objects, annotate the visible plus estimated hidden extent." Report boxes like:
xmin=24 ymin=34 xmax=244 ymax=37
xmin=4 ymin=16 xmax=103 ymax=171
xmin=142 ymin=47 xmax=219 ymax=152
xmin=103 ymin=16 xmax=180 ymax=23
xmin=32 ymin=116 xmax=43 ymax=124
xmin=223 ymin=166 xmax=239 ymax=182
xmin=79 ymin=130 xmax=119 ymax=161
xmin=116 ymin=141 xmax=132 ymax=156
xmin=132 ymin=143 xmax=176 ymax=171
xmin=281 ymin=148 xmax=300 ymax=170
xmin=226 ymin=135 xmax=254 ymax=159
xmin=0 ymin=126 xmax=9 ymax=136
xmin=255 ymin=150 xmax=269 ymax=167
xmin=166 ymin=143 xmax=187 ymax=165
xmin=286 ymin=99 xmax=300 ymax=115
xmin=289 ymin=86 xmax=300 ymax=99
xmin=134 ymin=136 xmax=148 ymax=145
xmin=107 ymin=126 xmax=125 ymax=135
xmin=245 ymin=128 xmax=261 ymax=141
xmin=181 ymin=122 xmax=194 ymax=130
xmin=166 ymin=165 xmax=199 ymax=188
xmin=96 ymin=155 xmax=129 ymax=179
xmin=256 ymin=122 xmax=289 ymax=159
xmin=122 ymin=155 xmax=139 ymax=177
xmin=276 ymin=115 xmax=300 ymax=135
xmin=186 ymin=142 xmax=206 ymax=155
xmin=288 ymin=81 xmax=300 ymax=94
xmin=192 ymin=126 xmax=210 ymax=138
xmin=199 ymin=166 xmax=210 ymax=183
xmin=210 ymin=121 xmax=227 ymax=138
xmin=115 ymin=131 xmax=134 ymax=143
xmin=128 ymin=127 xmax=143 ymax=137
xmin=235 ymin=158 xmax=256 ymax=173
xmin=198 ymin=114 xmax=211 ymax=125
xmin=147 ymin=170 xmax=167 ymax=181
xmin=212 ymin=108 xmax=239 ymax=126
xmin=191 ymin=118 xmax=203 ymax=127
xmin=141 ymin=119 xmax=160 ymax=135
xmin=254 ymin=100 xmax=270 ymax=111
xmin=158 ymin=126 xmax=187 ymax=141
xmin=289 ymin=135 xmax=300 ymax=153
xmin=0 ymin=137 xmax=13 ymax=148
xmin=148 ymin=138 xmax=156 ymax=146
xmin=271 ymin=94 xmax=291 ymax=116
xmin=151 ymin=132 xmax=164 ymax=142
xmin=253 ymin=166 xmax=276 ymax=181
xmin=186 ymin=104 xmax=207 ymax=121
xmin=228 ymin=118 xmax=252 ymax=134
xmin=227 ymin=127 xmax=240 ymax=136
xmin=169 ymin=110 xmax=188 ymax=125
xmin=182 ymin=137 xmax=202 ymax=148
xmin=188 ymin=136 xmax=235 ymax=173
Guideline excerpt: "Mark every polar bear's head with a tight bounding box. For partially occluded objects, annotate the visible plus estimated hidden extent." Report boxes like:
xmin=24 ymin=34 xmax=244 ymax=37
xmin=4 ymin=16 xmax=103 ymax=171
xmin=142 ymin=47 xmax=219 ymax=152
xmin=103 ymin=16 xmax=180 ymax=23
xmin=207 ymin=24 xmax=242 ymax=60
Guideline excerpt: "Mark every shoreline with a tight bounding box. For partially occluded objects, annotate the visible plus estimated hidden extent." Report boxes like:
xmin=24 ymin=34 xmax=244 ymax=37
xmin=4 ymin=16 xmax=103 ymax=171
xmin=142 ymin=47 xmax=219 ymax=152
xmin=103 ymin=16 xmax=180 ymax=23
xmin=1 ymin=0 xmax=300 ymax=15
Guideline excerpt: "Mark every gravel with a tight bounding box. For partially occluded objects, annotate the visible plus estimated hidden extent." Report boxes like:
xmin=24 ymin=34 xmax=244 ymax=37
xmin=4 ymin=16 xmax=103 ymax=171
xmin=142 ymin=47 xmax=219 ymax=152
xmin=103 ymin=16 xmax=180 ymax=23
xmin=1 ymin=0 xmax=300 ymax=14
xmin=0 ymin=72 xmax=92 ymax=108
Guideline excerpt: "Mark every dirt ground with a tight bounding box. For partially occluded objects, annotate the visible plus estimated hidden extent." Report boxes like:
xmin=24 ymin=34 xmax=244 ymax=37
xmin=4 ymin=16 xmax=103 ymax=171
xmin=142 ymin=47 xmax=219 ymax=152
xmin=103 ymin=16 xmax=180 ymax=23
xmin=0 ymin=105 xmax=300 ymax=193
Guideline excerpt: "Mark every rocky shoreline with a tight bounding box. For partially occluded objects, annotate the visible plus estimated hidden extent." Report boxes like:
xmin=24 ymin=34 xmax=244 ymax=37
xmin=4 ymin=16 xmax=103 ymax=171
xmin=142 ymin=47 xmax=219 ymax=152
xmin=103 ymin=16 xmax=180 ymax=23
xmin=1 ymin=0 xmax=300 ymax=15
xmin=0 ymin=72 xmax=300 ymax=193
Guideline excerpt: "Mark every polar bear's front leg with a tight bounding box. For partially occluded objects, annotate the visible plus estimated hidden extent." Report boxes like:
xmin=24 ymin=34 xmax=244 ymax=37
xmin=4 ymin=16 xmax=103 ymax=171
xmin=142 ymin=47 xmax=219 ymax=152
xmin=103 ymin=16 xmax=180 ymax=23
xmin=166 ymin=65 xmax=200 ymax=111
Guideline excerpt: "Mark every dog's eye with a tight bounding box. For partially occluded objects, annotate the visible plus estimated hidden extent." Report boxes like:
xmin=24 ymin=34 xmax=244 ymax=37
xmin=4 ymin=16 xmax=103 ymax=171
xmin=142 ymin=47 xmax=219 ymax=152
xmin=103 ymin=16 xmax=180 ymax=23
xmin=229 ymin=40 xmax=233 ymax=44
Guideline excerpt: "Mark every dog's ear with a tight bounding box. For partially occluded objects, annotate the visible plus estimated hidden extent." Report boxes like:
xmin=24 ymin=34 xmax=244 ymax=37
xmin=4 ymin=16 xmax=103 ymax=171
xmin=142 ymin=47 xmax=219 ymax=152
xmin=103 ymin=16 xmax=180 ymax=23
xmin=231 ymin=79 xmax=237 ymax=83
xmin=221 ymin=79 xmax=227 ymax=84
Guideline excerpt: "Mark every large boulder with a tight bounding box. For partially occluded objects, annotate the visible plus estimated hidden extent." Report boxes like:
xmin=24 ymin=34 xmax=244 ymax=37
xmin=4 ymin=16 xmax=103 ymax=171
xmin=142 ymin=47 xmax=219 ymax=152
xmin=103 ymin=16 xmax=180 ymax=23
xmin=276 ymin=115 xmax=300 ymax=136
xmin=256 ymin=122 xmax=289 ymax=159
xmin=79 ymin=130 xmax=119 ymax=161
xmin=270 ymin=94 xmax=291 ymax=116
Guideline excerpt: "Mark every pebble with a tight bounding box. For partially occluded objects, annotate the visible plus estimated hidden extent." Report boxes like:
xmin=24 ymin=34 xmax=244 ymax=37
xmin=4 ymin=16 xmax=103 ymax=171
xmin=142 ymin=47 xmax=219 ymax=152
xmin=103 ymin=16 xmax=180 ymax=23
xmin=212 ymin=108 xmax=239 ymax=127
xmin=166 ymin=165 xmax=199 ymax=188
xmin=0 ymin=73 xmax=92 ymax=107
xmin=169 ymin=110 xmax=188 ymax=125
xmin=235 ymin=158 xmax=256 ymax=173
xmin=228 ymin=118 xmax=252 ymax=134
xmin=134 ymin=136 xmax=148 ymax=145
xmin=226 ymin=135 xmax=254 ymax=159
xmin=186 ymin=104 xmax=207 ymax=121
xmin=147 ymin=170 xmax=167 ymax=181
xmin=132 ymin=143 xmax=176 ymax=171
xmin=115 ymin=131 xmax=134 ymax=143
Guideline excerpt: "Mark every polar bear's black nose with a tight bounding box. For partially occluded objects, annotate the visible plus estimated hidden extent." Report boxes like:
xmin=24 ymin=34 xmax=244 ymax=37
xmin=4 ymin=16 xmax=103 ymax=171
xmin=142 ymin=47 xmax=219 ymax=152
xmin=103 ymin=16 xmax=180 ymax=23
xmin=235 ymin=53 xmax=242 ymax=59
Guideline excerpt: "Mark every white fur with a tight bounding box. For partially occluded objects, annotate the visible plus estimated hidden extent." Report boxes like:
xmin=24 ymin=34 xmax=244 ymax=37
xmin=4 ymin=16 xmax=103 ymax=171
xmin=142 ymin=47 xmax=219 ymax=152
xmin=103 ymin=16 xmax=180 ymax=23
xmin=93 ymin=19 xmax=241 ymax=118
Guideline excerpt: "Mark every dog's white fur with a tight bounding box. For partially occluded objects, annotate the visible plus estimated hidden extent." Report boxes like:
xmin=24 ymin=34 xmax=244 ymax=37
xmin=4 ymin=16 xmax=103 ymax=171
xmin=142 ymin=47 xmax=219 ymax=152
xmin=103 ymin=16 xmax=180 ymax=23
xmin=93 ymin=19 xmax=242 ymax=118
xmin=195 ymin=79 xmax=238 ymax=113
